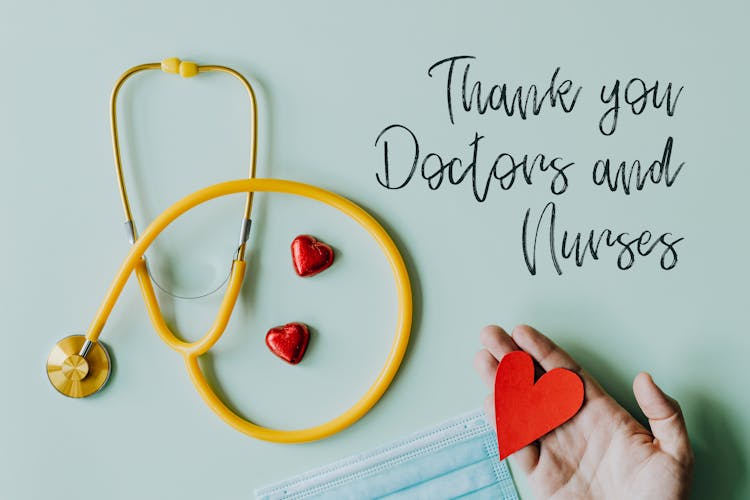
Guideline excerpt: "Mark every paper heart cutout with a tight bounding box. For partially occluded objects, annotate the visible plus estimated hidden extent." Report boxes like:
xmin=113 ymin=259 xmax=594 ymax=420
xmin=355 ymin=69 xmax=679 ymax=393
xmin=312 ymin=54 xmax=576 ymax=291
xmin=494 ymin=351 xmax=584 ymax=459
xmin=291 ymin=235 xmax=334 ymax=277
xmin=265 ymin=322 xmax=310 ymax=364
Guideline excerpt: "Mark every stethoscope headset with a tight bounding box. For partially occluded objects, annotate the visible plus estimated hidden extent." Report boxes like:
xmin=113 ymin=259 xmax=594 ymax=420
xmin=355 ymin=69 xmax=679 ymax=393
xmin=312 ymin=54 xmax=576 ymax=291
xmin=46 ymin=57 xmax=412 ymax=443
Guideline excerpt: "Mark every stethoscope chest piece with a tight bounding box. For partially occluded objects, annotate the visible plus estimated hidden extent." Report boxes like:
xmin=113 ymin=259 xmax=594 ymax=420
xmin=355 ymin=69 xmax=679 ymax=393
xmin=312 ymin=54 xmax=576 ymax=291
xmin=47 ymin=335 xmax=111 ymax=398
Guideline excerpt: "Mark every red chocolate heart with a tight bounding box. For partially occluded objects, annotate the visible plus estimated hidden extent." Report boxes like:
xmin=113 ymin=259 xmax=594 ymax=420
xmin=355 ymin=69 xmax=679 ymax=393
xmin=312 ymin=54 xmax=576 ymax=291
xmin=265 ymin=322 xmax=310 ymax=364
xmin=291 ymin=235 xmax=334 ymax=277
xmin=494 ymin=351 xmax=584 ymax=459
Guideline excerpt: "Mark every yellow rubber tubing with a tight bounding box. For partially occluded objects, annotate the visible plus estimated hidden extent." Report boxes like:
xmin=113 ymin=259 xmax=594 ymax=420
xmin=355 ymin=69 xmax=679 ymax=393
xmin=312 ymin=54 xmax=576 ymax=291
xmin=84 ymin=178 xmax=412 ymax=443
xmin=133 ymin=258 xmax=246 ymax=357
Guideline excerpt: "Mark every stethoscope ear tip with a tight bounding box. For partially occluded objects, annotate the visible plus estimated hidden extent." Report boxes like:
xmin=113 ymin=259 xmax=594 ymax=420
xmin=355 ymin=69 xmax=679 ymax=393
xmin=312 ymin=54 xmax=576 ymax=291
xmin=47 ymin=335 xmax=111 ymax=398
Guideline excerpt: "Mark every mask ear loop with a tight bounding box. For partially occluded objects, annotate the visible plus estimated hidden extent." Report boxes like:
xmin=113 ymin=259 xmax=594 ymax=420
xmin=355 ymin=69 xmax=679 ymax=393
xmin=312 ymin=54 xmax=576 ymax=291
xmin=110 ymin=57 xmax=258 ymax=299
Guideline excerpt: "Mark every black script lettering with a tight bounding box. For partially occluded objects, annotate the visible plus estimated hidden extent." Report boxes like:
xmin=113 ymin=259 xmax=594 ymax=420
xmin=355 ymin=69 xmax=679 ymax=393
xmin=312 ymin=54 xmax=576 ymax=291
xmin=522 ymin=202 xmax=684 ymax=275
xmin=599 ymin=77 xmax=684 ymax=135
xmin=374 ymin=125 xmax=574 ymax=201
xmin=592 ymin=137 xmax=685 ymax=194
xmin=428 ymin=56 xmax=582 ymax=125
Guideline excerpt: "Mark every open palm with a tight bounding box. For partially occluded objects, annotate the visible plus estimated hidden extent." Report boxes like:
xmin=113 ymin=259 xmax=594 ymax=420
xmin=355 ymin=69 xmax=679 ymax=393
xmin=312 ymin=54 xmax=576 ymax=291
xmin=474 ymin=325 xmax=693 ymax=500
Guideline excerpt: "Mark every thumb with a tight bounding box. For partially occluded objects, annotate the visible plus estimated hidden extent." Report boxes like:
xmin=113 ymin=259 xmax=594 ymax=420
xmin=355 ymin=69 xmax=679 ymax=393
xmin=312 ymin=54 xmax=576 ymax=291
xmin=633 ymin=372 xmax=692 ymax=462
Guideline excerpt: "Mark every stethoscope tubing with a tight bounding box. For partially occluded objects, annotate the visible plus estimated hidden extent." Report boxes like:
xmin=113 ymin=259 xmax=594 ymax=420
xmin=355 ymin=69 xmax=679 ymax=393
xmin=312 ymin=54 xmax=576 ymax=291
xmin=85 ymin=178 xmax=412 ymax=443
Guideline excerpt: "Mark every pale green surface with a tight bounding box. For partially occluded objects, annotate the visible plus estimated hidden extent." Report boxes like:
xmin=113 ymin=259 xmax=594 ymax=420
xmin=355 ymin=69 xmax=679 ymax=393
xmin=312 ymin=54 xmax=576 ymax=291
xmin=1 ymin=1 xmax=748 ymax=499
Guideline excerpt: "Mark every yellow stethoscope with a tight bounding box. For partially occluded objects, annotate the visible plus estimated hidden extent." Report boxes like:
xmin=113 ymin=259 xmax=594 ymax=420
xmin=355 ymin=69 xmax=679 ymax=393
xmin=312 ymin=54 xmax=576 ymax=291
xmin=46 ymin=58 xmax=412 ymax=443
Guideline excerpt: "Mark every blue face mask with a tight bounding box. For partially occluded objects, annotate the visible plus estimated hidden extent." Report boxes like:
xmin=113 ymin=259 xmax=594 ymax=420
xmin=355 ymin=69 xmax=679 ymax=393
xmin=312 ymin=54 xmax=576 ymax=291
xmin=255 ymin=409 xmax=518 ymax=499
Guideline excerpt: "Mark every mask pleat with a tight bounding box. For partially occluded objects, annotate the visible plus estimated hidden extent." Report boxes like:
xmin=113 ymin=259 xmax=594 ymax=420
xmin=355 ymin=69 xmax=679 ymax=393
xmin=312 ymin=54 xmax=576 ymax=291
xmin=379 ymin=455 xmax=498 ymax=498
xmin=255 ymin=410 xmax=518 ymax=500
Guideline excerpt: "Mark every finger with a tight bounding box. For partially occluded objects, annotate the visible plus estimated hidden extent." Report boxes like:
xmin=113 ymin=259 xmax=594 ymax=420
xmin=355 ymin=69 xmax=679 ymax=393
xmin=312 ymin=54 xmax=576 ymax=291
xmin=480 ymin=325 xmax=519 ymax=361
xmin=510 ymin=324 xmax=581 ymax=372
xmin=474 ymin=349 xmax=499 ymax=389
xmin=483 ymin=394 xmax=495 ymax=429
xmin=510 ymin=324 xmax=606 ymax=399
xmin=633 ymin=372 xmax=693 ymax=463
xmin=475 ymin=325 xmax=520 ymax=388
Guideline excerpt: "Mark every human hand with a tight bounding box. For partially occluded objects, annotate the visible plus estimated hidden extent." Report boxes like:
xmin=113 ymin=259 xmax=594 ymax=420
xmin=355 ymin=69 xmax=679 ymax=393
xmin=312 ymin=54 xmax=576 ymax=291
xmin=474 ymin=325 xmax=694 ymax=500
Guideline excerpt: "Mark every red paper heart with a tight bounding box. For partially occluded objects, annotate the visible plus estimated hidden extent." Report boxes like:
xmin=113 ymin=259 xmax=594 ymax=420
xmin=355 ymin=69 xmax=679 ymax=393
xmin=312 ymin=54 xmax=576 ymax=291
xmin=494 ymin=351 xmax=584 ymax=459
xmin=291 ymin=235 xmax=334 ymax=277
xmin=265 ymin=322 xmax=310 ymax=364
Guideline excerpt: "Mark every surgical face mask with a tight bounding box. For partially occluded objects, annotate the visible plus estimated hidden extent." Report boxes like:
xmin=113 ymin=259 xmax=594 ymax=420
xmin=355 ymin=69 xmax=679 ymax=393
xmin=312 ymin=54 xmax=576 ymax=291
xmin=255 ymin=409 xmax=518 ymax=499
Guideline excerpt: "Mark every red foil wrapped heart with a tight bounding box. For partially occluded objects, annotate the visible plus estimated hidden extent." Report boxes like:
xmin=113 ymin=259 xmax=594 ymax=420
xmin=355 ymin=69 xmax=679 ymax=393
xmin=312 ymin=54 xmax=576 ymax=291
xmin=291 ymin=235 xmax=334 ymax=277
xmin=265 ymin=322 xmax=310 ymax=364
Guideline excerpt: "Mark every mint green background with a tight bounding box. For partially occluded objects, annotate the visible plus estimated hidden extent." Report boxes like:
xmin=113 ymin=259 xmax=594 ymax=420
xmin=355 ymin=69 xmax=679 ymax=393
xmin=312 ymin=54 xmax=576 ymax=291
xmin=1 ymin=1 xmax=747 ymax=499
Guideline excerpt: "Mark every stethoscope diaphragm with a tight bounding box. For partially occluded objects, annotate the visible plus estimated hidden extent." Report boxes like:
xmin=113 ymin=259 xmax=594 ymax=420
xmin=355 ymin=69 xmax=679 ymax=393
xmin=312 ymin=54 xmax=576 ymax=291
xmin=47 ymin=335 xmax=111 ymax=398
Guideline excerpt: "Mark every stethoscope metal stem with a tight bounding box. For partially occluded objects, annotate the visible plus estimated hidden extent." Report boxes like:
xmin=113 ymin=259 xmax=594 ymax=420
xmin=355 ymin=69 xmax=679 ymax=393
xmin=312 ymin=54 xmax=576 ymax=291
xmin=111 ymin=59 xmax=260 ymax=298
xmin=78 ymin=340 xmax=94 ymax=358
